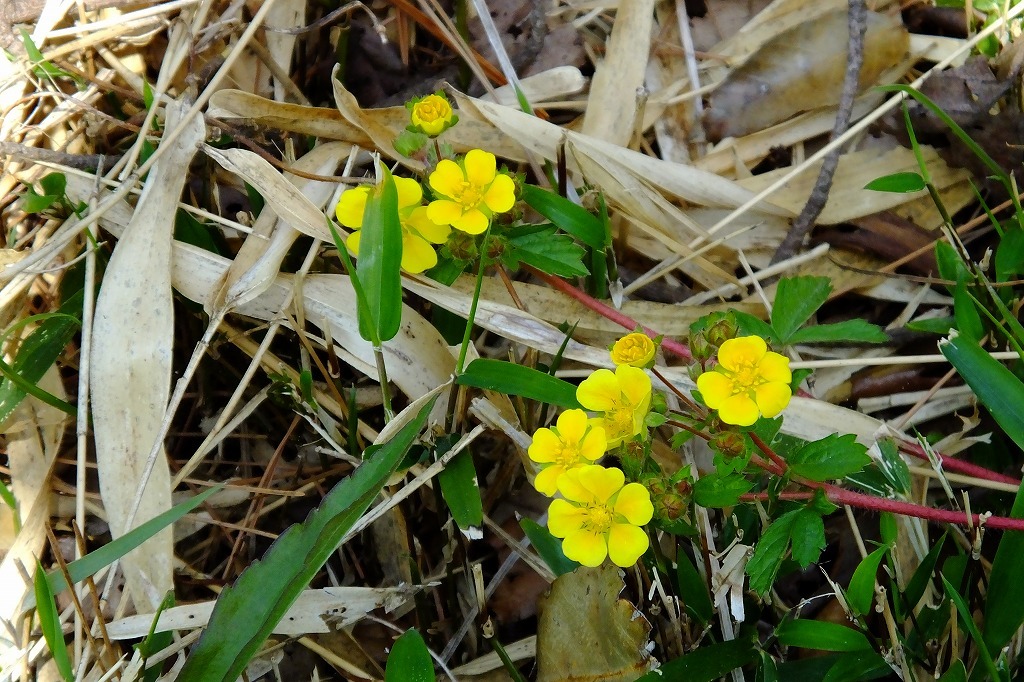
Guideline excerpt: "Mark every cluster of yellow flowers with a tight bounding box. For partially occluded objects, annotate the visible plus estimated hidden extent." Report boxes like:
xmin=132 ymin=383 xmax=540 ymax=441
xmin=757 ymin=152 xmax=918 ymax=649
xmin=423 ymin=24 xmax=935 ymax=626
xmin=528 ymin=333 xmax=657 ymax=568
xmin=335 ymin=94 xmax=516 ymax=273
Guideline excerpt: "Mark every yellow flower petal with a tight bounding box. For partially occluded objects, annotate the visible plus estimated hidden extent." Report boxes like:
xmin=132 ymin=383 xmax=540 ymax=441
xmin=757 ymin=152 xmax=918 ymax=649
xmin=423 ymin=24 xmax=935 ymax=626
xmin=427 ymin=199 xmax=464 ymax=226
xmin=616 ymin=365 xmax=652 ymax=412
xmin=483 ymin=173 xmax=516 ymax=213
xmin=346 ymin=231 xmax=361 ymax=257
xmin=429 ymin=160 xmax=465 ymax=198
xmin=576 ymin=368 xmax=620 ymax=412
xmin=718 ymin=393 xmax=759 ymax=427
xmin=754 ymin=382 xmax=792 ymax=418
xmin=393 ymin=176 xmax=423 ymax=209
xmin=758 ymin=351 xmax=792 ymax=383
xmin=717 ymin=336 xmax=767 ymax=371
xmin=556 ymin=409 xmax=588 ymax=443
xmin=401 ymin=233 xmax=438 ymax=273
xmin=464 ymin=149 xmax=497 ymax=187
xmin=696 ymin=371 xmax=733 ymax=410
xmin=613 ymin=483 xmax=654 ymax=525
xmin=452 ymin=208 xmax=489 ymax=234
xmin=579 ymin=426 xmax=606 ymax=462
xmin=335 ymin=186 xmax=370 ymax=228
xmin=611 ymin=333 xmax=656 ymax=367
xmin=562 ymin=528 xmax=608 ymax=567
xmin=527 ymin=428 xmax=561 ymax=464
xmin=607 ymin=524 xmax=649 ymax=567
xmin=555 ymin=468 xmax=594 ymax=505
xmin=576 ymin=465 xmax=624 ymax=504
xmin=405 ymin=207 xmax=450 ymax=243
xmin=533 ymin=465 xmax=564 ymax=497
xmin=548 ymin=498 xmax=586 ymax=537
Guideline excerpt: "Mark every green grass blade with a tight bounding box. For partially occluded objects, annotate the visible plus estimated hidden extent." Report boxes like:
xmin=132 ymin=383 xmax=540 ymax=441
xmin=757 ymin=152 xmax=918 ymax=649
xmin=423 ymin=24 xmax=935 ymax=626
xmin=982 ymin=482 xmax=1024 ymax=655
xmin=457 ymin=359 xmax=582 ymax=409
xmin=521 ymin=184 xmax=606 ymax=250
xmin=356 ymin=166 xmax=403 ymax=343
xmin=35 ymin=562 xmax=75 ymax=681
xmin=177 ymin=395 xmax=436 ymax=682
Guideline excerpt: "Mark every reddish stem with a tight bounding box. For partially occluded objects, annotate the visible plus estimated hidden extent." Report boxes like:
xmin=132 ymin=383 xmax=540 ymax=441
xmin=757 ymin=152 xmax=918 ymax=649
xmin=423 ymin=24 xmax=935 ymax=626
xmin=527 ymin=267 xmax=1022 ymax=488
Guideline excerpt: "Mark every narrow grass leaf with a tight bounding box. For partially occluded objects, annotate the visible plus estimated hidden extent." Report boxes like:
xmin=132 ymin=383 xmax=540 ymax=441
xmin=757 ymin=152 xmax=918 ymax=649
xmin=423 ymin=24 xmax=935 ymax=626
xmin=356 ymin=166 xmax=403 ymax=342
xmin=982 ymin=482 xmax=1024 ymax=654
xmin=521 ymin=518 xmax=579 ymax=576
xmin=902 ymin=533 xmax=945 ymax=616
xmin=771 ymin=277 xmax=832 ymax=343
xmin=635 ymin=638 xmax=755 ymax=681
xmin=775 ymin=619 xmax=872 ymax=653
xmin=942 ymin=576 xmax=1002 ymax=682
xmin=939 ymin=333 xmax=1024 ymax=452
xmin=385 ymin=629 xmax=433 ymax=682
xmin=177 ymin=396 xmax=435 ymax=682
xmin=458 ymin=359 xmax=582 ymax=409
xmin=675 ymin=550 xmax=713 ymax=624
xmin=822 ymin=651 xmax=891 ymax=682
xmin=34 ymin=563 xmax=74 ymax=682
xmin=521 ymin=184 xmax=606 ymax=249
xmin=437 ymin=448 xmax=483 ymax=539
xmin=847 ymin=545 xmax=888 ymax=616
xmin=864 ymin=171 xmax=926 ymax=193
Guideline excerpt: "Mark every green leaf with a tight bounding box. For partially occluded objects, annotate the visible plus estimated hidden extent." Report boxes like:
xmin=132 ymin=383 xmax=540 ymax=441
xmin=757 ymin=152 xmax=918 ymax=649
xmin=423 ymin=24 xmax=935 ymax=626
xmin=757 ymin=651 xmax=778 ymax=682
xmin=503 ymin=225 xmax=589 ymax=277
xmin=939 ymin=332 xmax=1024 ymax=452
xmin=177 ymin=396 xmax=435 ymax=682
xmin=790 ymin=509 xmax=826 ymax=568
xmin=847 ymin=545 xmax=888 ymax=616
xmin=21 ymin=187 xmax=61 ymax=213
xmin=34 ymin=563 xmax=74 ymax=682
xmin=521 ymin=518 xmax=579 ymax=576
xmin=996 ymin=228 xmax=1024 ymax=281
xmin=394 ymin=130 xmax=428 ymax=157
xmin=903 ymin=533 xmax=944 ymax=615
xmin=875 ymin=439 xmax=911 ymax=495
xmin=938 ymin=661 xmax=967 ymax=682
xmin=676 ymin=550 xmax=714 ymax=624
xmin=521 ymin=184 xmax=606 ymax=249
xmin=355 ymin=167 xmax=403 ymax=343
xmin=953 ymin=280 xmax=984 ymax=342
xmin=437 ymin=447 xmax=483 ymax=537
xmin=48 ymin=485 xmax=223 ymax=595
xmin=457 ymin=359 xmax=582 ymax=409
xmin=943 ymin=576 xmax=1001 ymax=682
xmin=787 ymin=434 xmax=870 ymax=482
xmin=822 ymin=651 xmax=892 ymax=682
xmin=385 ymin=629 xmax=433 ymax=682
xmin=786 ymin=320 xmax=888 ymax=345
xmin=0 ymin=478 xmax=17 ymax=532
xmin=982 ymin=482 xmax=1024 ymax=654
xmin=692 ymin=472 xmax=753 ymax=508
xmin=906 ymin=316 xmax=955 ymax=335
xmin=935 ymin=240 xmax=968 ymax=286
xmin=734 ymin=311 xmax=779 ymax=344
xmin=864 ymin=171 xmax=927 ymax=193
xmin=636 ymin=637 xmax=756 ymax=682
xmin=747 ymin=509 xmax=800 ymax=595
xmin=775 ymin=619 xmax=872 ymax=653
xmin=771 ymin=276 xmax=832 ymax=344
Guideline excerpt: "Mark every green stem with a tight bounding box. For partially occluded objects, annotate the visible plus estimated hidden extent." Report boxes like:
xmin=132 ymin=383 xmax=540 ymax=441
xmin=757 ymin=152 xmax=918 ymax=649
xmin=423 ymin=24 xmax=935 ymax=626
xmin=373 ymin=345 xmax=394 ymax=421
xmin=487 ymin=630 xmax=527 ymax=682
xmin=456 ymin=225 xmax=492 ymax=375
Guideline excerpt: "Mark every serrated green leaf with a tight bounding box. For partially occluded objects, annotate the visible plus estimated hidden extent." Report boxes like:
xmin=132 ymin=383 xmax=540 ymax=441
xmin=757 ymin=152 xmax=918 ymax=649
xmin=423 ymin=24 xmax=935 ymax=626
xmin=847 ymin=545 xmax=888 ymax=616
xmin=940 ymin=333 xmax=1024 ymax=452
xmin=521 ymin=518 xmax=579 ymax=576
xmin=771 ymin=276 xmax=832 ymax=343
xmin=385 ymin=629 xmax=433 ymax=682
xmin=635 ymin=637 xmax=756 ymax=682
xmin=21 ymin=187 xmax=60 ymax=213
xmin=504 ymin=225 xmax=589 ymax=277
xmin=775 ymin=619 xmax=872 ymax=653
xmin=734 ymin=311 xmax=779 ymax=344
xmin=692 ymin=472 xmax=753 ymax=508
xmin=864 ymin=171 xmax=927 ymax=193
xmin=457 ymin=359 xmax=582 ymax=409
xmin=786 ymin=320 xmax=888 ymax=345
xmin=355 ymin=167 xmax=403 ymax=343
xmin=982 ymin=482 xmax=1024 ymax=655
xmin=787 ymin=434 xmax=870 ymax=482
xmin=177 ymin=396 xmax=435 ymax=682
xmin=437 ymin=448 xmax=482 ymax=536
xmin=394 ymin=130 xmax=428 ymax=157
xmin=521 ymin=184 xmax=606 ymax=249
xmin=676 ymin=550 xmax=714 ymax=624
xmin=790 ymin=509 xmax=826 ymax=568
xmin=747 ymin=509 xmax=800 ymax=595
xmin=35 ymin=563 xmax=74 ymax=682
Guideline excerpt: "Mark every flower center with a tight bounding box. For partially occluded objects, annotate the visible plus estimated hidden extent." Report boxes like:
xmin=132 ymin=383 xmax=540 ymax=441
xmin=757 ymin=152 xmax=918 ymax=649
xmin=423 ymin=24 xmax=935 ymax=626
xmin=583 ymin=504 xmax=614 ymax=533
xmin=604 ymin=404 xmax=633 ymax=440
xmin=419 ymin=102 xmax=445 ymax=121
xmin=553 ymin=442 xmax=581 ymax=468
xmin=727 ymin=362 xmax=764 ymax=393
xmin=451 ymin=181 xmax=484 ymax=209
xmin=619 ymin=340 xmax=645 ymax=362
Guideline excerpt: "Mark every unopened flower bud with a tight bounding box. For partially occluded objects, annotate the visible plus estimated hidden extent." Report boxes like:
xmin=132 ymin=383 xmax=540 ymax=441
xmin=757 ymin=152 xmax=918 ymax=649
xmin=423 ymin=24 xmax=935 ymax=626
xmin=705 ymin=316 xmax=738 ymax=347
xmin=689 ymin=333 xmax=713 ymax=363
xmin=712 ymin=431 xmax=747 ymax=457
xmin=446 ymin=231 xmax=478 ymax=261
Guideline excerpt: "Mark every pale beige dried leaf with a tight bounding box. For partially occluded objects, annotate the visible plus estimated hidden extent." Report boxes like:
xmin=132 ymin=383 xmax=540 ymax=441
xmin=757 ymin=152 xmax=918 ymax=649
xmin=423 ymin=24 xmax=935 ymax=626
xmin=208 ymin=89 xmax=372 ymax=143
xmin=483 ymin=67 xmax=587 ymax=106
xmin=265 ymin=0 xmax=305 ymax=101
xmin=581 ymin=0 xmax=654 ymax=145
xmin=202 ymin=145 xmax=334 ymax=243
xmin=90 ymin=100 xmax=204 ymax=611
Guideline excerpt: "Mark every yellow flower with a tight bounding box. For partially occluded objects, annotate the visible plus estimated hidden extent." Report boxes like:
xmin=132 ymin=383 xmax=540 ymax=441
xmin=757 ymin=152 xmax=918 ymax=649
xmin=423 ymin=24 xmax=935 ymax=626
xmin=410 ymin=93 xmax=455 ymax=137
xmin=696 ymin=336 xmax=792 ymax=427
xmin=548 ymin=465 xmax=653 ymax=567
xmin=576 ymin=365 xmax=652 ymax=448
xmin=336 ymin=176 xmax=450 ymax=274
xmin=528 ymin=409 xmax=606 ymax=496
xmin=427 ymin=149 xmax=516 ymax=235
xmin=610 ymin=333 xmax=656 ymax=368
